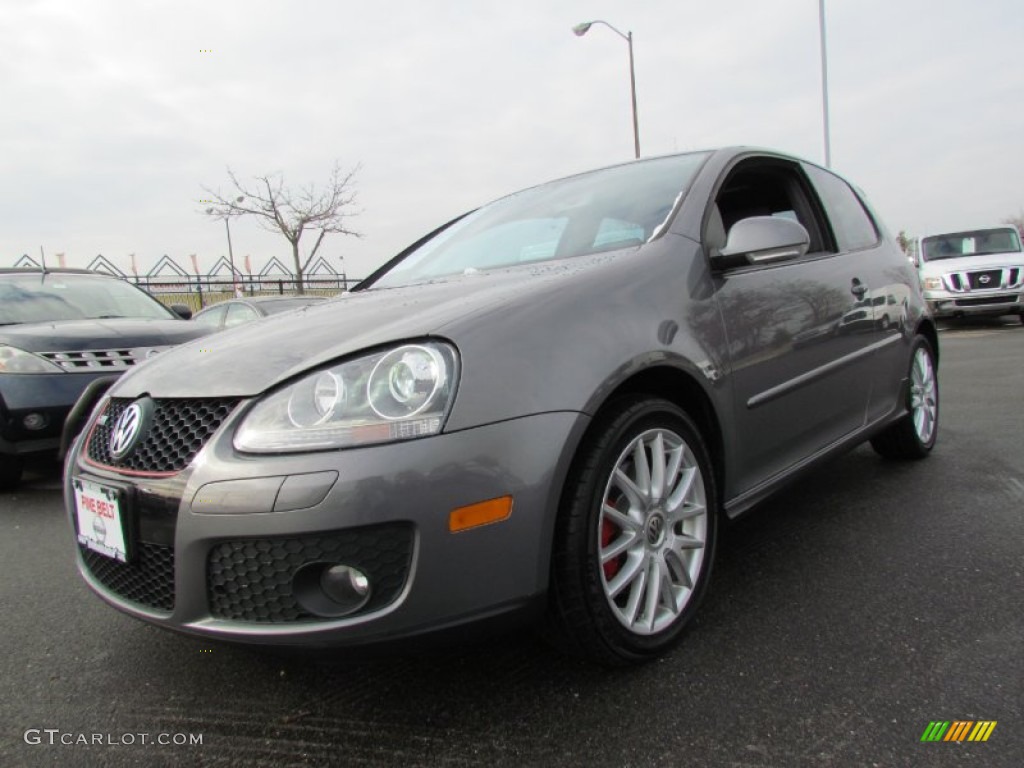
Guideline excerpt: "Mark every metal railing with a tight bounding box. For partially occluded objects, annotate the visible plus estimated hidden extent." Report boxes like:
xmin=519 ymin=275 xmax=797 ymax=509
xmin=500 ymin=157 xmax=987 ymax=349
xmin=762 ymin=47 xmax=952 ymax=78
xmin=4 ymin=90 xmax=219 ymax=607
xmin=134 ymin=275 xmax=361 ymax=313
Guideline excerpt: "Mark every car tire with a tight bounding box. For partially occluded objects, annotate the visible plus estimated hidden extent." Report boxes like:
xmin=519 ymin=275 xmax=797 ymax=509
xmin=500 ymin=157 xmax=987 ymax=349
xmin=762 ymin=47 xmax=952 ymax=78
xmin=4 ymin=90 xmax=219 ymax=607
xmin=0 ymin=456 xmax=24 ymax=491
xmin=870 ymin=336 xmax=939 ymax=460
xmin=547 ymin=397 xmax=718 ymax=665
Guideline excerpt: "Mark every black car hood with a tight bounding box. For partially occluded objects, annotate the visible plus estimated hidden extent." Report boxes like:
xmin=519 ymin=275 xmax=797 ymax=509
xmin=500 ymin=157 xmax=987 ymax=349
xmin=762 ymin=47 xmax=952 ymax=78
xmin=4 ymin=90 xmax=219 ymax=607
xmin=0 ymin=318 xmax=210 ymax=352
xmin=114 ymin=255 xmax=618 ymax=399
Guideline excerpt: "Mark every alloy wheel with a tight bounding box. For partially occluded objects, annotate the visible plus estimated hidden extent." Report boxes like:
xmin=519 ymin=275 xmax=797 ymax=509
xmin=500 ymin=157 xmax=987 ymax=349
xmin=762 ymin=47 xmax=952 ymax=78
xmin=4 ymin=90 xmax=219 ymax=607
xmin=598 ymin=428 xmax=708 ymax=635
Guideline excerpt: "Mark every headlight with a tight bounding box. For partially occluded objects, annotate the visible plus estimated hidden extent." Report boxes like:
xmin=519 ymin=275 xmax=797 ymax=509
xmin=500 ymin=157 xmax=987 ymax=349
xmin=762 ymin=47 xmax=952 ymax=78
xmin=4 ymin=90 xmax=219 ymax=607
xmin=921 ymin=277 xmax=943 ymax=291
xmin=0 ymin=345 xmax=64 ymax=374
xmin=234 ymin=341 xmax=459 ymax=453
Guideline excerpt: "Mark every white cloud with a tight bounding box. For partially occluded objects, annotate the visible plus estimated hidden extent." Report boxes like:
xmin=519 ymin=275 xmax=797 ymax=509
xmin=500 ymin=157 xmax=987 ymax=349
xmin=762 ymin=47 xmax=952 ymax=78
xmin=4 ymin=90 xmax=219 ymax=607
xmin=2 ymin=0 xmax=1022 ymax=275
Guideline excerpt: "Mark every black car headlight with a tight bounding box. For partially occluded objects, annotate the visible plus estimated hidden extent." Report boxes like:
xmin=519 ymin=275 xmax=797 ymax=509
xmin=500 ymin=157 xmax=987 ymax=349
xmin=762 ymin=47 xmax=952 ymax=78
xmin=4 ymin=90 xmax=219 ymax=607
xmin=234 ymin=341 xmax=459 ymax=453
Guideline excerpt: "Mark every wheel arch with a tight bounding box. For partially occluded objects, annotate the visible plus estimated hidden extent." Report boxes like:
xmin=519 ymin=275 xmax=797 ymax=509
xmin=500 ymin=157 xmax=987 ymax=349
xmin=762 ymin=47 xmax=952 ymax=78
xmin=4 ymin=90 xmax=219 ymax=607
xmin=915 ymin=317 xmax=939 ymax=367
xmin=562 ymin=364 xmax=726 ymax=516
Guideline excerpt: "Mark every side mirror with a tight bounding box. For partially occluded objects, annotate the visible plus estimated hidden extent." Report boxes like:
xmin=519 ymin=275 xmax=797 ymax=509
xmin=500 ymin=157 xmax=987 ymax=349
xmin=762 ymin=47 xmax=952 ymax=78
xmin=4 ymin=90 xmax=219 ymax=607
xmin=711 ymin=216 xmax=810 ymax=270
xmin=170 ymin=303 xmax=193 ymax=320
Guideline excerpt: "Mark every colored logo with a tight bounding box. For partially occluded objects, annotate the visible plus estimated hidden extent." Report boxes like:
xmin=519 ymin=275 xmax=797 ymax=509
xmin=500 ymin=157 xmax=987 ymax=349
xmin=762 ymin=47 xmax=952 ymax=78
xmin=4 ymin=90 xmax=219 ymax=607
xmin=920 ymin=721 xmax=997 ymax=742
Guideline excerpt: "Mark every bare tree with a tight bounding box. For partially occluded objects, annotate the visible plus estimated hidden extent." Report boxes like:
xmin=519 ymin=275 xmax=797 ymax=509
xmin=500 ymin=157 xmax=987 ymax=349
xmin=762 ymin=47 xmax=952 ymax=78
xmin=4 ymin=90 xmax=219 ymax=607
xmin=1002 ymin=210 xmax=1024 ymax=238
xmin=201 ymin=162 xmax=361 ymax=293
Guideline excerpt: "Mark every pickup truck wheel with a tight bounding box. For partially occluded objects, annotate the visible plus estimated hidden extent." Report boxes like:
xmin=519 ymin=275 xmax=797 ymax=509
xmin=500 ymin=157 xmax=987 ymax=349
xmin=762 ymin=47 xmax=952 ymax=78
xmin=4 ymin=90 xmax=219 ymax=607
xmin=547 ymin=397 xmax=718 ymax=665
xmin=870 ymin=336 xmax=938 ymax=460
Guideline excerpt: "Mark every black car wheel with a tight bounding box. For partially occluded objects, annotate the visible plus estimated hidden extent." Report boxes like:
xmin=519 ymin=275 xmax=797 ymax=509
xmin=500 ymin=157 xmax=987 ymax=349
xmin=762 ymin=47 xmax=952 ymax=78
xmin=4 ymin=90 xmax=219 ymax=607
xmin=870 ymin=336 xmax=939 ymax=460
xmin=0 ymin=456 xmax=24 ymax=491
xmin=548 ymin=397 xmax=718 ymax=665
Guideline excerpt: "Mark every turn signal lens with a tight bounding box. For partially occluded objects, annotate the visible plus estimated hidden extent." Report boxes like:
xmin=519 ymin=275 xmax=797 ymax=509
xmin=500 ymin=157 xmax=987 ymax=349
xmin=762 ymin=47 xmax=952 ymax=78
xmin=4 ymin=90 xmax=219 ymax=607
xmin=449 ymin=496 xmax=513 ymax=533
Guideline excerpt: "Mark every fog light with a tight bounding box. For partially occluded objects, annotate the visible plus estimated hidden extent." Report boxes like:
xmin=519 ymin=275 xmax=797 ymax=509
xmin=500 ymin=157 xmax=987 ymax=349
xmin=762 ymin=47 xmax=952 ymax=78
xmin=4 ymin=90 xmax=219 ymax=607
xmin=321 ymin=564 xmax=370 ymax=604
xmin=292 ymin=562 xmax=372 ymax=618
xmin=23 ymin=413 xmax=48 ymax=431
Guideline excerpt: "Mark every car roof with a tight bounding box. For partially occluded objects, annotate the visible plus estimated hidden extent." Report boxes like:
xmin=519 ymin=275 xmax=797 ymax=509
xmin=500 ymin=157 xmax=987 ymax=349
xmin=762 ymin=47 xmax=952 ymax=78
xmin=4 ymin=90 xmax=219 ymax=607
xmin=244 ymin=295 xmax=327 ymax=304
xmin=0 ymin=267 xmax=108 ymax=276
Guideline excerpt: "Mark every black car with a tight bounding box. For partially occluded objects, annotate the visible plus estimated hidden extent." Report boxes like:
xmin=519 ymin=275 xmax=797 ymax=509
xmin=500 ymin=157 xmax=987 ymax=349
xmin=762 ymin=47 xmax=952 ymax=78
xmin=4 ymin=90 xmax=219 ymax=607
xmin=191 ymin=295 xmax=328 ymax=331
xmin=0 ymin=268 xmax=210 ymax=488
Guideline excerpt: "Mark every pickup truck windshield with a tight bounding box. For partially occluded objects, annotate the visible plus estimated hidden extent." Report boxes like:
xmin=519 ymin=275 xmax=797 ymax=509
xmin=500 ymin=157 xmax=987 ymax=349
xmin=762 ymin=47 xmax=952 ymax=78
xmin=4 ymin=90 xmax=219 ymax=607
xmin=921 ymin=227 xmax=1022 ymax=262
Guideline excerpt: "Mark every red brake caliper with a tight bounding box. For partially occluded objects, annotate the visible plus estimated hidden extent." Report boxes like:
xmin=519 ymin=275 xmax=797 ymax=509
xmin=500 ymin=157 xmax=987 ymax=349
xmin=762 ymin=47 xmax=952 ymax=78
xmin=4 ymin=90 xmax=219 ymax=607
xmin=601 ymin=493 xmax=624 ymax=581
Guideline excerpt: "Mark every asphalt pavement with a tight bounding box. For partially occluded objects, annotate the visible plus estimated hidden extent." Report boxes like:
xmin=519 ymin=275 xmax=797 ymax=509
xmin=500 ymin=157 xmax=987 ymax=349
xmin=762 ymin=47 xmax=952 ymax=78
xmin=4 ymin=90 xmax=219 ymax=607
xmin=1 ymin=321 xmax=1021 ymax=767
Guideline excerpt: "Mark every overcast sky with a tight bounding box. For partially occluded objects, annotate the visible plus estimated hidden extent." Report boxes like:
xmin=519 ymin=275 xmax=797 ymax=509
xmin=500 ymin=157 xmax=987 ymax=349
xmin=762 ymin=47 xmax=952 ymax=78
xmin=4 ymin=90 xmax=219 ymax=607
xmin=3 ymin=0 xmax=1022 ymax=278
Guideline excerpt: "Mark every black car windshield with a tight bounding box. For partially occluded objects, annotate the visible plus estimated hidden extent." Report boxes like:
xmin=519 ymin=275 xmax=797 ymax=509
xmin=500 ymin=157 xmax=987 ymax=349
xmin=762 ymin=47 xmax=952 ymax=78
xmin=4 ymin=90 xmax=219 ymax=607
xmin=921 ymin=228 xmax=1022 ymax=262
xmin=371 ymin=153 xmax=710 ymax=288
xmin=0 ymin=273 xmax=175 ymax=325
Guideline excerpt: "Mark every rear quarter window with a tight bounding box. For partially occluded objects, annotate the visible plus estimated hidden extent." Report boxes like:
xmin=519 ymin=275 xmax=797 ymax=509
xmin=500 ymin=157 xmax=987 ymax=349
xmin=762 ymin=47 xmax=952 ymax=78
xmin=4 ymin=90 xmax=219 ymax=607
xmin=804 ymin=165 xmax=879 ymax=252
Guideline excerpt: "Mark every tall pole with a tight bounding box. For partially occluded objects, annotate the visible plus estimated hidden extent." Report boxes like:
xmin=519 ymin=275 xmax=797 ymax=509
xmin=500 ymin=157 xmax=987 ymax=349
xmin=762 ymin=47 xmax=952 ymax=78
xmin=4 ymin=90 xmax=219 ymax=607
xmin=819 ymin=0 xmax=831 ymax=167
xmin=627 ymin=32 xmax=640 ymax=159
xmin=573 ymin=20 xmax=640 ymax=159
xmin=224 ymin=219 xmax=239 ymax=296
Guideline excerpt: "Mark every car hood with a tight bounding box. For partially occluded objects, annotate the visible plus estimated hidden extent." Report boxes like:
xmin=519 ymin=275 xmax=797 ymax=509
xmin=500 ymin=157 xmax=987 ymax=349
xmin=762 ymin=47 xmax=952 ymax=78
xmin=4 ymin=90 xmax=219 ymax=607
xmin=0 ymin=318 xmax=210 ymax=353
xmin=113 ymin=257 xmax=613 ymax=399
xmin=920 ymin=251 xmax=1024 ymax=275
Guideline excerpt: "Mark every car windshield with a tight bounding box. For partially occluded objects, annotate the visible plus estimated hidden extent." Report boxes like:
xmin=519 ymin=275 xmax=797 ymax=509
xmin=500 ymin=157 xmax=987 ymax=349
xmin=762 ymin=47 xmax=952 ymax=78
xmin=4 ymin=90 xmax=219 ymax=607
xmin=0 ymin=272 xmax=175 ymax=325
xmin=921 ymin=228 xmax=1022 ymax=262
xmin=371 ymin=153 xmax=710 ymax=288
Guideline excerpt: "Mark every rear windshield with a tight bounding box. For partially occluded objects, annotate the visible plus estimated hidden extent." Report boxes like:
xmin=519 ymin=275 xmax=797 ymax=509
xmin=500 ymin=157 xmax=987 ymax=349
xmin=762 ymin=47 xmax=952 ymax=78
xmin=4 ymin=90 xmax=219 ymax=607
xmin=921 ymin=228 xmax=1022 ymax=262
xmin=0 ymin=273 xmax=174 ymax=325
xmin=371 ymin=153 xmax=709 ymax=288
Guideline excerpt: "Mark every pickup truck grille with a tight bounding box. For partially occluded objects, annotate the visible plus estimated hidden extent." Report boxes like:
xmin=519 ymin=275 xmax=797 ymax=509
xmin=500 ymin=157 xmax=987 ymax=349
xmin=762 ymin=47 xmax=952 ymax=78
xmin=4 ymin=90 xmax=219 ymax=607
xmin=943 ymin=267 xmax=1023 ymax=294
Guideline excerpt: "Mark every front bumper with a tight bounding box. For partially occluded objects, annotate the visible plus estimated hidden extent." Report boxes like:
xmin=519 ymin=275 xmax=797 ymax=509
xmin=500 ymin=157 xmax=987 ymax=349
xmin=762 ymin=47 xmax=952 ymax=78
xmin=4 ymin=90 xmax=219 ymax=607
xmin=66 ymin=408 xmax=588 ymax=647
xmin=924 ymin=290 xmax=1024 ymax=319
xmin=0 ymin=371 xmax=114 ymax=458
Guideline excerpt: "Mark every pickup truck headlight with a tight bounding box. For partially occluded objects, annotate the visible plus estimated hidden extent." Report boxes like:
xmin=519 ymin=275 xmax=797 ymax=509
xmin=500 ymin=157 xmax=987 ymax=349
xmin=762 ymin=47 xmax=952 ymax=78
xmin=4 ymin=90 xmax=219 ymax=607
xmin=921 ymin=277 xmax=944 ymax=291
xmin=0 ymin=345 xmax=64 ymax=374
xmin=234 ymin=341 xmax=459 ymax=453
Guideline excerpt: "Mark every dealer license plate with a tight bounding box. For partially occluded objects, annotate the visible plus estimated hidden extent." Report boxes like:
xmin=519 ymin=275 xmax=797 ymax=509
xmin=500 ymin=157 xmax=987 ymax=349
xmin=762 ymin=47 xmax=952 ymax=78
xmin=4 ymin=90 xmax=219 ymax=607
xmin=74 ymin=479 xmax=128 ymax=563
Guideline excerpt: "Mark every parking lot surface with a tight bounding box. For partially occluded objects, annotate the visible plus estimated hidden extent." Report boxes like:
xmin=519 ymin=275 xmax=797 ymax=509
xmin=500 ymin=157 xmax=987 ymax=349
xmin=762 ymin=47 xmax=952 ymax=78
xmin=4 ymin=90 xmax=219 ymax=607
xmin=2 ymin=321 xmax=1021 ymax=767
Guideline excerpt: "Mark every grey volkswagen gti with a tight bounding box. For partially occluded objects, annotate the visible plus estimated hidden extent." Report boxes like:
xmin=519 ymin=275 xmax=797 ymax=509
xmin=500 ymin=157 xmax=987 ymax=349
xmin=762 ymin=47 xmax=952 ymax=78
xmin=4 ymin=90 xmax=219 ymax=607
xmin=64 ymin=148 xmax=938 ymax=664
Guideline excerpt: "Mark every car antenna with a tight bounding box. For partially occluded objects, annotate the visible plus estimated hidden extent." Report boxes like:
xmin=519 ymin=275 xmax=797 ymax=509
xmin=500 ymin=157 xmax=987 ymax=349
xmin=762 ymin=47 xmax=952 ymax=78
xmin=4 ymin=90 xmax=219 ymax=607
xmin=39 ymin=245 xmax=49 ymax=274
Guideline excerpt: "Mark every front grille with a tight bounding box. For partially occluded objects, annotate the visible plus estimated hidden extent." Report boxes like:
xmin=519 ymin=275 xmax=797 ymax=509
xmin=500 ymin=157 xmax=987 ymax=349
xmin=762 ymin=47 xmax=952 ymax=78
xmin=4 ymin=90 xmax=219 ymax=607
xmin=207 ymin=524 xmax=415 ymax=623
xmin=87 ymin=397 xmax=239 ymax=474
xmin=81 ymin=542 xmax=175 ymax=612
xmin=40 ymin=346 xmax=172 ymax=371
xmin=967 ymin=270 xmax=1003 ymax=290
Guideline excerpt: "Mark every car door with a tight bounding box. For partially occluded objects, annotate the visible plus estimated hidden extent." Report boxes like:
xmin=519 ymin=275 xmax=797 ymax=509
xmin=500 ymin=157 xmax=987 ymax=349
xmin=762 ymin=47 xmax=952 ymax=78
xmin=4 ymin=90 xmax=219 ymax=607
xmin=801 ymin=162 xmax=914 ymax=423
xmin=706 ymin=156 xmax=877 ymax=496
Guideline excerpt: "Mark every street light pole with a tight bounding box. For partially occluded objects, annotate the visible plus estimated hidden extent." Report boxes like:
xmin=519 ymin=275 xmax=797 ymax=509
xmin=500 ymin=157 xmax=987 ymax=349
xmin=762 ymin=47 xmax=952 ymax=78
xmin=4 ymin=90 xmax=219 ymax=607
xmin=207 ymin=196 xmax=245 ymax=297
xmin=819 ymin=0 xmax=831 ymax=167
xmin=224 ymin=219 xmax=236 ymax=283
xmin=572 ymin=20 xmax=640 ymax=159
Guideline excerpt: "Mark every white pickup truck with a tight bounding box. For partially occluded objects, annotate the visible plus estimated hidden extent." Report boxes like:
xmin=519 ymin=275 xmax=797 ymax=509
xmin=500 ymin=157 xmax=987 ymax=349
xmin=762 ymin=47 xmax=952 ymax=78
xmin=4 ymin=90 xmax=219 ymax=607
xmin=915 ymin=226 xmax=1024 ymax=324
